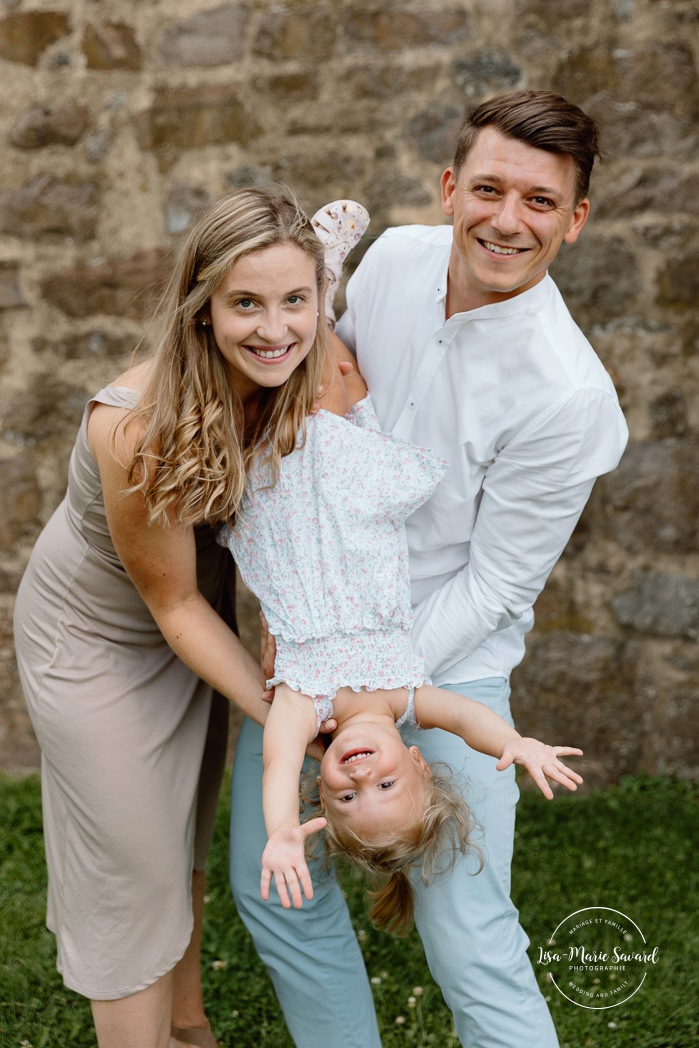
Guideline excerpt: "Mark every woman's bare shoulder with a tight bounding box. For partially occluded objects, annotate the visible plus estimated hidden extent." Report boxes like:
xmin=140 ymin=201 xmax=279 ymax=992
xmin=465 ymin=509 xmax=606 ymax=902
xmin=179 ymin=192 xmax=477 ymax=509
xmin=109 ymin=358 xmax=156 ymax=394
xmin=88 ymin=359 xmax=155 ymax=461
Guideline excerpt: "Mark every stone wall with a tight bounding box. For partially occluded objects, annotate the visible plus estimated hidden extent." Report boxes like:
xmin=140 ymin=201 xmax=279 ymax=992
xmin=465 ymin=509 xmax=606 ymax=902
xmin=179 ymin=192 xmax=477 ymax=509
xmin=0 ymin=0 xmax=697 ymax=784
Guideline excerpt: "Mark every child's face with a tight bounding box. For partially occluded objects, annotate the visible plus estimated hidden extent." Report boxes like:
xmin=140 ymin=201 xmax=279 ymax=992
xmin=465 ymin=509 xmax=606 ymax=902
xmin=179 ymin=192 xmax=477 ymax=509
xmin=207 ymin=242 xmax=319 ymax=404
xmin=319 ymin=723 xmax=430 ymax=840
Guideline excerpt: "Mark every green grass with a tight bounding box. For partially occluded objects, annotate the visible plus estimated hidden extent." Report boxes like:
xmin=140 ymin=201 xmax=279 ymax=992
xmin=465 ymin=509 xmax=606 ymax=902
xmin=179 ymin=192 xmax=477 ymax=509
xmin=1 ymin=774 xmax=697 ymax=1047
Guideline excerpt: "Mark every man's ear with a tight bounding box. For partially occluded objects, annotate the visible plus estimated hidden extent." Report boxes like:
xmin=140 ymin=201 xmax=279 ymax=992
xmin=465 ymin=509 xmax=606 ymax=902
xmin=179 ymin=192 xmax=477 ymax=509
xmin=564 ymin=198 xmax=590 ymax=244
xmin=440 ymin=167 xmax=457 ymax=218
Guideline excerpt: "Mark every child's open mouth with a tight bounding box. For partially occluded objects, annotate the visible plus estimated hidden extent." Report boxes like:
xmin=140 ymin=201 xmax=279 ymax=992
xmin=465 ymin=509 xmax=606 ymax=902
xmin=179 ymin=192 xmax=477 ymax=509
xmin=340 ymin=749 xmax=374 ymax=764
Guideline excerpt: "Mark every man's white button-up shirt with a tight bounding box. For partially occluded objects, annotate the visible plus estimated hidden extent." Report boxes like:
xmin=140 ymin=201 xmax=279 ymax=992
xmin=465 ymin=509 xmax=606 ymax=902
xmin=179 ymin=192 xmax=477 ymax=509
xmin=336 ymin=224 xmax=628 ymax=686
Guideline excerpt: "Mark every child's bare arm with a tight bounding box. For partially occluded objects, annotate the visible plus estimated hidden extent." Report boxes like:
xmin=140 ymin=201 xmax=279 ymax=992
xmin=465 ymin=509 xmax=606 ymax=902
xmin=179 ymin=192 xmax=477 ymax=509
xmin=414 ymin=685 xmax=519 ymax=753
xmin=262 ymin=686 xmax=317 ymax=833
xmin=414 ymin=684 xmax=583 ymax=799
xmin=261 ymin=684 xmax=326 ymax=908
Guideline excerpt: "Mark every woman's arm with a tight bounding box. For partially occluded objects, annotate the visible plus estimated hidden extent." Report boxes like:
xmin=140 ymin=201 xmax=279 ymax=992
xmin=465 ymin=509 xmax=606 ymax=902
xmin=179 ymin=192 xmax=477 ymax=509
xmin=261 ymin=684 xmax=326 ymax=908
xmin=90 ymin=401 xmax=270 ymax=724
xmin=414 ymin=684 xmax=583 ymax=799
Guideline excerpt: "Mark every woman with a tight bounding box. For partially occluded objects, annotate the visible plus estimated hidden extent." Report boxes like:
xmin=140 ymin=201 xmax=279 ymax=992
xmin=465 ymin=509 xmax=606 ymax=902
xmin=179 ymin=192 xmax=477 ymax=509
xmin=13 ymin=187 xmax=333 ymax=1048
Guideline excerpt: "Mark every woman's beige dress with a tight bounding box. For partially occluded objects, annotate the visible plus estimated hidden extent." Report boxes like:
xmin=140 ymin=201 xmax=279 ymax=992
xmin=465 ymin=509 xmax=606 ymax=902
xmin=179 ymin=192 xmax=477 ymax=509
xmin=13 ymin=385 xmax=232 ymax=1000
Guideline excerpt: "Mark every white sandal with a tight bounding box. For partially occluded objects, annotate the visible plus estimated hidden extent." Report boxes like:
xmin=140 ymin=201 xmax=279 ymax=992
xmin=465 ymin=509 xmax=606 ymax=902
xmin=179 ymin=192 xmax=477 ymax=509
xmin=311 ymin=199 xmax=370 ymax=326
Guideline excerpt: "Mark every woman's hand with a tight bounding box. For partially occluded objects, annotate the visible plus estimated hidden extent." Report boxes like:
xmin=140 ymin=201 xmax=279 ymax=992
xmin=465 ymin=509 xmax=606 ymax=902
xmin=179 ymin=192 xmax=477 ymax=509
xmin=496 ymin=739 xmax=583 ymax=799
xmin=260 ymin=819 xmax=327 ymax=909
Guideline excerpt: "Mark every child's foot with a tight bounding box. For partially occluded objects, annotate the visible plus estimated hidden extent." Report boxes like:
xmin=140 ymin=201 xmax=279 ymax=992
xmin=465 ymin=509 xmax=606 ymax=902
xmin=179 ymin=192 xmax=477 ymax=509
xmin=311 ymin=200 xmax=370 ymax=326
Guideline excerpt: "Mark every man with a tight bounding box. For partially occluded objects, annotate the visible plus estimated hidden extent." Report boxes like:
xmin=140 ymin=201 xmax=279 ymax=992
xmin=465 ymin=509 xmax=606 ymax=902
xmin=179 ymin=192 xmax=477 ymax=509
xmin=229 ymin=90 xmax=628 ymax=1047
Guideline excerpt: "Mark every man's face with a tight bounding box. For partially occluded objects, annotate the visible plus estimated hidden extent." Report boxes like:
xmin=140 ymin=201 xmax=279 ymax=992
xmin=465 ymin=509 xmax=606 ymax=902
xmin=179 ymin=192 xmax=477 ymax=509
xmin=440 ymin=126 xmax=590 ymax=314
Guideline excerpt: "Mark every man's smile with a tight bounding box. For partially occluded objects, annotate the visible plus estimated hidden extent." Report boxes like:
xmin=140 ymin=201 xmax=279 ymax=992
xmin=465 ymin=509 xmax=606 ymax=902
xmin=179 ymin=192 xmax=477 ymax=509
xmin=478 ymin=239 xmax=528 ymax=256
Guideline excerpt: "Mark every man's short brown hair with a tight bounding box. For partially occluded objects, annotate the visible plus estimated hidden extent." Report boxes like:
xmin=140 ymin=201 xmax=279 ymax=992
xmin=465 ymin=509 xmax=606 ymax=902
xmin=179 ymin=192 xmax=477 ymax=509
xmin=453 ymin=90 xmax=601 ymax=203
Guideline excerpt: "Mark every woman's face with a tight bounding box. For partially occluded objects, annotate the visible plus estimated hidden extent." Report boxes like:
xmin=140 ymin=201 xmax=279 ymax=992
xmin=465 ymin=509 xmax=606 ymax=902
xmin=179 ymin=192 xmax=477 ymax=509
xmin=208 ymin=242 xmax=319 ymax=403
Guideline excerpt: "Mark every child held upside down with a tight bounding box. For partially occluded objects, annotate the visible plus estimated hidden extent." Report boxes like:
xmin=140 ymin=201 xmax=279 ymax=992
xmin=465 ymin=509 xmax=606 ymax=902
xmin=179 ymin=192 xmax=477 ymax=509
xmin=219 ymin=201 xmax=583 ymax=935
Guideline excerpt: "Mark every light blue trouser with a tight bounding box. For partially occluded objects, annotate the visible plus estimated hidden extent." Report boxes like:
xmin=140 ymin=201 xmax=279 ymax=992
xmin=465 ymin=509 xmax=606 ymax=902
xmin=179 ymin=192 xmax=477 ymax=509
xmin=229 ymin=678 xmax=559 ymax=1048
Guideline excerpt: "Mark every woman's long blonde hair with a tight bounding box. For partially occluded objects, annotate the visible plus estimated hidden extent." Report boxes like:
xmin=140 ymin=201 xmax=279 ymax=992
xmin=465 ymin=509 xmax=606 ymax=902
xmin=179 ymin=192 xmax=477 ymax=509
xmin=127 ymin=187 xmax=330 ymax=526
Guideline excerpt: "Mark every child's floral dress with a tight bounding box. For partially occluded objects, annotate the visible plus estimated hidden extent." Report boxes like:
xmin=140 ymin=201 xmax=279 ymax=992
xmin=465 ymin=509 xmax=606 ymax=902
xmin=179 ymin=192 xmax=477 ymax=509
xmin=219 ymin=395 xmax=446 ymax=732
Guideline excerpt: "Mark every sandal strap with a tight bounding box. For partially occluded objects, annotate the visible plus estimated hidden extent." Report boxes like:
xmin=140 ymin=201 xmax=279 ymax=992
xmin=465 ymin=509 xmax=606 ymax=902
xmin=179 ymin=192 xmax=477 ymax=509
xmin=171 ymin=1023 xmax=218 ymax=1048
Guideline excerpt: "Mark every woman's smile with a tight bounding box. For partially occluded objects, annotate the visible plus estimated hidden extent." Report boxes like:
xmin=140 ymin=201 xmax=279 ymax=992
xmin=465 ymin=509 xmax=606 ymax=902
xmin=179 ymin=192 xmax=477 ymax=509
xmin=245 ymin=343 xmax=296 ymax=361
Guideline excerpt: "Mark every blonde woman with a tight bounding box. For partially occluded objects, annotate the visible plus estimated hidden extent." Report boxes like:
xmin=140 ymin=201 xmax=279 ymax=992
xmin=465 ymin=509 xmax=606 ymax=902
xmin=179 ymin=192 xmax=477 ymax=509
xmin=13 ymin=188 xmax=339 ymax=1048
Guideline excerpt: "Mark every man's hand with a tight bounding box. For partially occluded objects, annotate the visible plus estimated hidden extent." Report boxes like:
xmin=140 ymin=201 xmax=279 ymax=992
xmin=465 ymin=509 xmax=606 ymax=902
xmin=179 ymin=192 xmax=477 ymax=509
xmin=313 ymin=359 xmax=354 ymax=416
xmin=496 ymin=739 xmax=583 ymax=799
xmin=260 ymin=819 xmax=327 ymax=908
xmin=314 ymin=332 xmax=368 ymax=416
xmin=259 ymin=611 xmax=276 ymax=702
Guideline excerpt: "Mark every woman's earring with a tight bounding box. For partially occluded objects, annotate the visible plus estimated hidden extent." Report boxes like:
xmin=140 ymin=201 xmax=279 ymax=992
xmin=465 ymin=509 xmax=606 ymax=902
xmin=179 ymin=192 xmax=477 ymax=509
xmin=201 ymin=318 xmax=209 ymax=326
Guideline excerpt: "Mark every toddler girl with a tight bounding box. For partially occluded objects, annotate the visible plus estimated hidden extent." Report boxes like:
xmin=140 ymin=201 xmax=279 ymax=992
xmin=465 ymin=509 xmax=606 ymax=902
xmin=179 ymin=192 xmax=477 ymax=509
xmin=219 ymin=202 xmax=583 ymax=934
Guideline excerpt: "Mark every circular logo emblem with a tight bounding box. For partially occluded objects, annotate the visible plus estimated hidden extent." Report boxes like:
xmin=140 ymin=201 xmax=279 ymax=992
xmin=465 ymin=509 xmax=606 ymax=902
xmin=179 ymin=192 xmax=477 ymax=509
xmin=536 ymin=906 xmax=659 ymax=1010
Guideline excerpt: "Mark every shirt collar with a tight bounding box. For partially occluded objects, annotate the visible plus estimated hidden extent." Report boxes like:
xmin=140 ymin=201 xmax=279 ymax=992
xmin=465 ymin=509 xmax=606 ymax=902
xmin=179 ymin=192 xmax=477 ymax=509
xmin=440 ymin=272 xmax=553 ymax=325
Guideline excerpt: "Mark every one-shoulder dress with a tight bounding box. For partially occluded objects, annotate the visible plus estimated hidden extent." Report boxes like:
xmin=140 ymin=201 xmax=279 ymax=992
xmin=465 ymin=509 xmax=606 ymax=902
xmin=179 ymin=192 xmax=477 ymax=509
xmin=219 ymin=396 xmax=446 ymax=730
xmin=13 ymin=385 xmax=233 ymax=1000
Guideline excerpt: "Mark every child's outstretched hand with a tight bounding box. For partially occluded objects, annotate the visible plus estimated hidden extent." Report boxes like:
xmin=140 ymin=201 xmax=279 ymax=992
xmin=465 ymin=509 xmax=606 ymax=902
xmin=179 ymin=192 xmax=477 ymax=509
xmin=496 ymin=739 xmax=583 ymax=799
xmin=260 ymin=818 xmax=327 ymax=909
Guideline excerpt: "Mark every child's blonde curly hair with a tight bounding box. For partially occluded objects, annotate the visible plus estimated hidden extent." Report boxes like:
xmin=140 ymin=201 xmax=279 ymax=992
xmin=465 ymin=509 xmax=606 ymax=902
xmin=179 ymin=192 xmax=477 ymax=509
xmin=306 ymin=764 xmax=483 ymax=937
